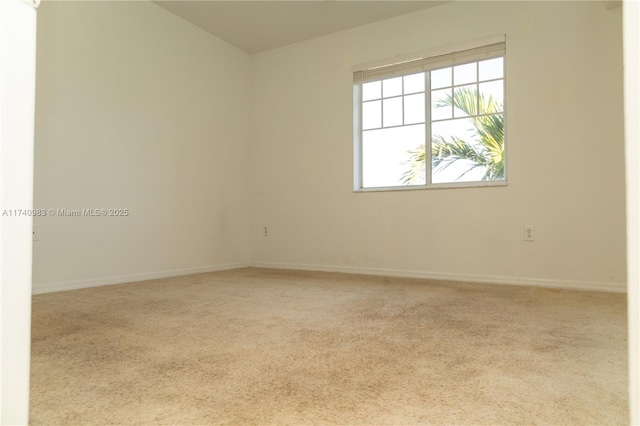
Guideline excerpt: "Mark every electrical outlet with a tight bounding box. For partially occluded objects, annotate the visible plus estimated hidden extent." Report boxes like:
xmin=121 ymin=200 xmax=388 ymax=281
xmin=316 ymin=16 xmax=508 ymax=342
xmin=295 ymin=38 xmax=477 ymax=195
xmin=524 ymin=225 xmax=535 ymax=242
xmin=263 ymin=226 xmax=269 ymax=237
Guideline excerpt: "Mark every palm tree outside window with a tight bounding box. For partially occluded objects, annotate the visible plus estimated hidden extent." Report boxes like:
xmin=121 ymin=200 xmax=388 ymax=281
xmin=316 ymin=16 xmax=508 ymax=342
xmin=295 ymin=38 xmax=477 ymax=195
xmin=354 ymin=41 xmax=506 ymax=191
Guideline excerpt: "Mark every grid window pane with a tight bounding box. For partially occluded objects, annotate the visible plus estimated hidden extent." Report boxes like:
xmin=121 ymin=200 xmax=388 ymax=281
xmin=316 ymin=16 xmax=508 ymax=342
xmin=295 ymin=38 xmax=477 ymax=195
xmin=404 ymin=93 xmax=425 ymax=125
xmin=383 ymin=77 xmax=403 ymax=98
xmin=383 ymin=97 xmax=403 ymax=127
xmin=479 ymin=57 xmax=504 ymax=81
xmin=453 ymin=84 xmax=478 ymax=118
xmin=403 ymin=73 xmax=425 ymax=94
xmin=431 ymin=67 xmax=452 ymax=89
xmin=479 ymin=80 xmax=504 ymax=113
xmin=362 ymin=100 xmax=381 ymax=130
xmin=431 ymin=88 xmax=452 ymax=121
xmin=454 ymin=63 xmax=477 ymax=86
xmin=362 ymin=81 xmax=381 ymax=101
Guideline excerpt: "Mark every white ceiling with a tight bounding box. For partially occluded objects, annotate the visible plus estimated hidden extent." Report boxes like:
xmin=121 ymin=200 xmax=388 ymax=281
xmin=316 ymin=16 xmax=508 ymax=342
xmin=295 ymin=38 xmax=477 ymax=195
xmin=153 ymin=1 xmax=449 ymax=54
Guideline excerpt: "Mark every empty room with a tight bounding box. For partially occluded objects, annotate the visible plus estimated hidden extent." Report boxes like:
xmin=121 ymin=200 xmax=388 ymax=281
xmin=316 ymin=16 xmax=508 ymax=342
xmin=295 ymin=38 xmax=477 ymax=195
xmin=1 ymin=0 xmax=638 ymax=424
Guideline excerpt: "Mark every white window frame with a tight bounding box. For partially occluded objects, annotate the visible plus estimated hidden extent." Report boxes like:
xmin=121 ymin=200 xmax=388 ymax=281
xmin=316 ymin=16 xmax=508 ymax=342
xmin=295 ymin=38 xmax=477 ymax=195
xmin=353 ymin=36 xmax=508 ymax=192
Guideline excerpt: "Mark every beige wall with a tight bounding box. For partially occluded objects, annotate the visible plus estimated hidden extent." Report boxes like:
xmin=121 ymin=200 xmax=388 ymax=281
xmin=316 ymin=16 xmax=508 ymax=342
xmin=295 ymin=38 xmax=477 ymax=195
xmin=33 ymin=1 xmax=626 ymax=293
xmin=33 ymin=1 xmax=252 ymax=293
xmin=23 ymin=0 xmax=636 ymax=419
xmin=250 ymin=1 xmax=626 ymax=291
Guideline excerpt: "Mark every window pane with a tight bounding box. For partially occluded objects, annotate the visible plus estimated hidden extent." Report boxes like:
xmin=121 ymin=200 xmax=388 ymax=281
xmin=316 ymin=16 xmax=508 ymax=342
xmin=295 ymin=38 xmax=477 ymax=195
xmin=363 ymin=124 xmax=425 ymax=187
xmin=431 ymin=88 xmax=452 ymax=121
xmin=404 ymin=93 xmax=425 ymax=125
xmin=356 ymin=50 xmax=506 ymax=190
xmin=432 ymin=118 xmax=482 ymax=183
xmin=362 ymin=81 xmax=381 ymax=101
xmin=383 ymin=97 xmax=403 ymax=127
xmin=362 ymin=100 xmax=381 ymax=130
xmin=432 ymin=118 xmax=476 ymax=145
xmin=454 ymin=63 xmax=477 ymax=86
xmin=479 ymin=80 xmax=504 ymax=113
xmin=383 ymin=77 xmax=402 ymax=98
xmin=403 ymin=73 xmax=425 ymax=94
xmin=431 ymin=67 xmax=451 ymax=89
xmin=431 ymin=117 xmax=503 ymax=183
xmin=479 ymin=57 xmax=503 ymax=81
xmin=453 ymin=84 xmax=478 ymax=118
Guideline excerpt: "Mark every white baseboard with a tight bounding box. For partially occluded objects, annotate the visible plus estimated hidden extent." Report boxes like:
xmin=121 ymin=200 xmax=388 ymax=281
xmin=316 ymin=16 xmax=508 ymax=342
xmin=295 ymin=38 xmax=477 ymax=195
xmin=249 ymin=261 xmax=627 ymax=293
xmin=33 ymin=261 xmax=626 ymax=294
xmin=32 ymin=262 xmax=250 ymax=295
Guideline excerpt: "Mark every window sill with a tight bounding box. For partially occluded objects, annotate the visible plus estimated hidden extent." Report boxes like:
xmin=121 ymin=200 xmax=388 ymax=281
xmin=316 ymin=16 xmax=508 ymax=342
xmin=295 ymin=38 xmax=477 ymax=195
xmin=354 ymin=179 xmax=507 ymax=193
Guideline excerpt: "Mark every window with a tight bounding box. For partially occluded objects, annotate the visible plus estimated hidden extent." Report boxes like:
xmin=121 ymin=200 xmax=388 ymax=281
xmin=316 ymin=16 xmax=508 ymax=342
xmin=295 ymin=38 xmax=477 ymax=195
xmin=354 ymin=41 xmax=506 ymax=190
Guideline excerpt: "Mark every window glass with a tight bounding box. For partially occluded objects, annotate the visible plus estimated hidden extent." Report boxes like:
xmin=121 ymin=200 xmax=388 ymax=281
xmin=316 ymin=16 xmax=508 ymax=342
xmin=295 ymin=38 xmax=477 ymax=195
xmin=454 ymin=63 xmax=477 ymax=85
xmin=479 ymin=57 xmax=503 ymax=81
xmin=382 ymin=77 xmax=403 ymax=98
xmin=383 ymin=97 xmax=403 ymax=127
xmin=362 ymin=100 xmax=381 ymax=130
xmin=403 ymin=73 xmax=425 ymax=94
xmin=355 ymin=44 xmax=505 ymax=190
xmin=362 ymin=81 xmax=381 ymax=101
xmin=431 ymin=67 xmax=451 ymax=89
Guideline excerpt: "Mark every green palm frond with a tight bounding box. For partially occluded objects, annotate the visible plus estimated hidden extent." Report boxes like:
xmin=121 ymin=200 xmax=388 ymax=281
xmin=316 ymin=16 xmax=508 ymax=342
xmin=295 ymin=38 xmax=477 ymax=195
xmin=400 ymin=146 xmax=426 ymax=185
xmin=402 ymin=85 xmax=504 ymax=183
xmin=432 ymin=135 xmax=488 ymax=178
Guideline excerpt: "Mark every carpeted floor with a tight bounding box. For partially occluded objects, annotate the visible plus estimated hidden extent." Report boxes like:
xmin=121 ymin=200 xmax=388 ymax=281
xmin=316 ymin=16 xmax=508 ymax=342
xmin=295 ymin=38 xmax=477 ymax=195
xmin=30 ymin=268 xmax=628 ymax=425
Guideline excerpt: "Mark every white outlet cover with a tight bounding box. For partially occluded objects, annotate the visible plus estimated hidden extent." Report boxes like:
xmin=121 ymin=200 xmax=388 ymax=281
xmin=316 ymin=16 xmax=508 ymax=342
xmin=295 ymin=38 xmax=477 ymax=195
xmin=524 ymin=225 xmax=535 ymax=241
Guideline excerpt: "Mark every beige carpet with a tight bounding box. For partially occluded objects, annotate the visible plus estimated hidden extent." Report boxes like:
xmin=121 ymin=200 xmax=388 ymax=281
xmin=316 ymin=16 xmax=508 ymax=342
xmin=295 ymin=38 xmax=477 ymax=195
xmin=30 ymin=268 xmax=628 ymax=425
